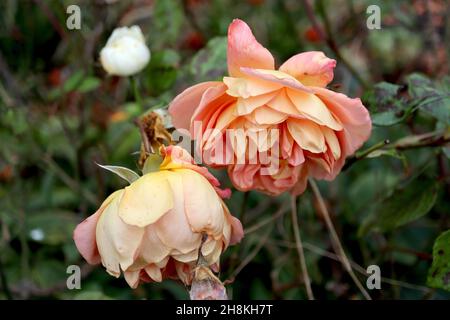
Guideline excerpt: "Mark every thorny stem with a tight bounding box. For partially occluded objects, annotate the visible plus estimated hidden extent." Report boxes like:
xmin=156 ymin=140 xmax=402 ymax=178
xmin=309 ymin=179 xmax=372 ymax=300
xmin=344 ymin=129 xmax=450 ymax=171
xmin=290 ymin=195 xmax=314 ymax=300
xmin=343 ymin=139 xmax=390 ymax=170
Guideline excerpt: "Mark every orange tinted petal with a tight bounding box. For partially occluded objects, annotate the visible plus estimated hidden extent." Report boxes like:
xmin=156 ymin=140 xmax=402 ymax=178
xmin=279 ymin=51 xmax=336 ymax=87
xmin=227 ymin=19 xmax=274 ymax=77
xmin=169 ymin=81 xmax=222 ymax=129
xmin=287 ymin=118 xmax=326 ymax=153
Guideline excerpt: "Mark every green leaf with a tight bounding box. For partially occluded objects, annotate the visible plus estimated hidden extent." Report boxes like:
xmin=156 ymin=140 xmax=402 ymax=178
xmin=407 ymin=73 xmax=450 ymax=125
xmin=63 ymin=70 xmax=85 ymax=93
xmin=153 ymin=0 xmax=184 ymax=46
xmin=371 ymin=111 xmax=406 ymax=127
xmin=407 ymin=73 xmax=435 ymax=98
xmin=189 ymin=37 xmax=227 ymax=81
xmin=366 ymin=148 xmax=405 ymax=160
xmin=362 ymin=82 xmax=408 ymax=126
xmin=77 ymin=76 xmax=101 ymax=93
xmin=32 ymin=259 xmax=67 ymax=289
xmin=359 ymin=177 xmax=438 ymax=235
xmin=96 ymin=164 xmax=140 ymax=184
xmin=48 ymin=71 xmax=100 ymax=99
xmin=443 ymin=146 xmax=450 ymax=160
xmin=142 ymin=153 xmax=163 ymax=175
xmin=427 ymin=230 xmax=450 ymax=291
xmin=144 ymin=49 xmax=180 ymax=93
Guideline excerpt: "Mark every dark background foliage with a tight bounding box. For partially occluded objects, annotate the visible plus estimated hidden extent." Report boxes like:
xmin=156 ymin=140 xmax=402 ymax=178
xmin=0 ymin=0 xmax=449 ymax=300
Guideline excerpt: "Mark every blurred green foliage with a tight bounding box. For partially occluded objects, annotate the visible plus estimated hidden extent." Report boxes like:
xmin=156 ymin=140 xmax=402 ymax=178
xmin=0 ymin=0 xmax=449 ymax=300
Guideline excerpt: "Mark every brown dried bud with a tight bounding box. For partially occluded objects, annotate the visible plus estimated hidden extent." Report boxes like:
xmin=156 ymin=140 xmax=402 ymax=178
xmin=189 ymin=265 xmax=228 ymax=300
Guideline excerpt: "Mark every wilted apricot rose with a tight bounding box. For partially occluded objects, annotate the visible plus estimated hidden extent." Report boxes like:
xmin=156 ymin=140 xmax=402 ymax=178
xmin=73 ymin=146 xmax=243 ymax=288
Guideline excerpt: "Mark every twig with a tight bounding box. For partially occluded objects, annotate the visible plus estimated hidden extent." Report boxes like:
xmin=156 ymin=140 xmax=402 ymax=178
xmin=344 ymin=130 xmax=450 ymax=170
xmin=243 ymin=197 xmax=275 ymax=225
xmin=309 ymin=179 xmax=372 ymax=300
xmin=269 ymin=239 xmax=431 ymax=293
xmin=343 ymin=139 xmax=390 ymax=170
xmin=390 ymin=131 xmax=450 ymax=151
xmin=290 ymin=195 xmax=314 ymax=300
xmin=244 ymin=206 xmax=286 ymax=234
xmin=41 ymin=154 xmax=98 ymax=205
xmin=385 ymin=245 xmax=432 ymax=261
xmin=9 ymin=263 xmax=95 ymax=299
xmin=229 ymin=226 xmax=272 ymax=280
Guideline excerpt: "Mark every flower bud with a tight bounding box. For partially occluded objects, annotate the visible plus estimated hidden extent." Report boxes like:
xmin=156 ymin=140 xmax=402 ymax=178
xmin=100 ymin=26 xmax=151 ymax=76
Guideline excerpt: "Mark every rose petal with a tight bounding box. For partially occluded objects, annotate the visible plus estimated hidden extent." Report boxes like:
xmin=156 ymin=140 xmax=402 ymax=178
xmin=223 ymin=76 xmax=280 ymax=98
xmin=169 ymin=81 xmax=222 ymax=130
xmin=239 ymin=68 xmax=312 ymax=93
xmin=311 ymin=87 xmax=372 ymax=155
xmin=154 ymin=172 xmax=202 ymax=254
xmin=286 ymin=89 xmax=342 ymax=130
xmin=161 ymin=146 xmax=231 ymax=199
xmin=287 ymin=118 xmax=326 ymax=153
xmin=145 ymin=265 xmax=163 ymax=282
xmin=235 ymin=92 xmax=276 ymax=115
xmin=139 ymin=224 xmax=171 ymax=264
xmin=279 ymin=51 xmax=336 ymax=87
xmin=227 ymin=19 xmax=275 ymax=77
xmin=118 ymin=171 xmax=174 ymax=227
xmin=73 ymin=208 xmax=103 ymax=265
xmin=124 ymin=270 xmax=140 ymax=288
xmin=322 ymin=126 xmax=341 ymax=160
xmin=96 ymin=190 xmax=145 ymax=275
xmin=180 ymin=170 xmax=225 ymax=238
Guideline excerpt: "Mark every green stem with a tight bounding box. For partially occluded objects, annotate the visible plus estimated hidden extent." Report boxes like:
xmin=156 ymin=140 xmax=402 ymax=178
xmin=343 ymin=139 xmax=390 ymax=170
xmin=130 ymin=76 xmax=143 ymax=113
xmin=309 ymin=179 xmax=372 ymax=300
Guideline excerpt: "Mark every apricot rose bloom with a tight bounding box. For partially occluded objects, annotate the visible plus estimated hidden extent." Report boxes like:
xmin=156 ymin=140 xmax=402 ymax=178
xmin=73 ymin=146 xmax=243 ymax=288
xmin=169 ymin=19 xmax=372 ymax=196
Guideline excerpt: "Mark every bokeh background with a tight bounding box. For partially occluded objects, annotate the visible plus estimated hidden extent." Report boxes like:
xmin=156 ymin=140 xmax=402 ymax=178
xmin=0 ymin=0 xmax=449 ymax=300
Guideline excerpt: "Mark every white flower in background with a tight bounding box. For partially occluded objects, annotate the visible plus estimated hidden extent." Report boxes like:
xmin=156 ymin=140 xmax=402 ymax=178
xmin=100 ymin=26 xmax=151 ymax=77
xmin=30 ymin=228 xmax=45 ymax=241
